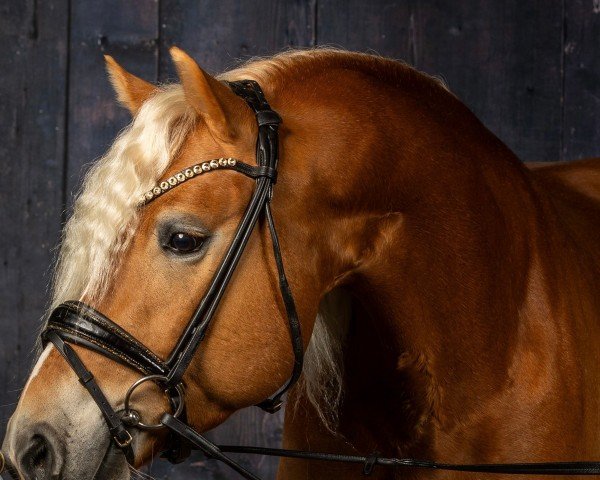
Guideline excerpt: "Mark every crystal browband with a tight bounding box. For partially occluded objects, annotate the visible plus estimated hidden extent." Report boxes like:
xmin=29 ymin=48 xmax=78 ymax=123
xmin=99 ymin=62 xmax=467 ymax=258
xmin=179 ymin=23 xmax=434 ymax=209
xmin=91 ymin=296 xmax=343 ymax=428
xmin=140 ymin=157 xmax=239 ymax=206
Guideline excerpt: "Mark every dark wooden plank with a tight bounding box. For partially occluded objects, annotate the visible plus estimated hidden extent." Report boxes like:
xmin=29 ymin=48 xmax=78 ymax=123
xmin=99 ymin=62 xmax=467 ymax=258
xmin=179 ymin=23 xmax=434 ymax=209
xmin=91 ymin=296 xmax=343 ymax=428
xmin=148 ymin=2 xmax=315 ymax=477
xmin=0 ymin=0 xmax=68 ymax=435
xmin=412 ymin=0 xmax=564 ymax=162
xmin=562 ymin=0 xmax=600 ymax=160
xmin=66 ymin=0 xmax=159 ymax=204
xmin=316 ymin=0 xmax=413 ymax=59
xmin=159 ymin=0 xmax=316 ymax=79
xmin=318 ymin=0 xmax=564 ymax=162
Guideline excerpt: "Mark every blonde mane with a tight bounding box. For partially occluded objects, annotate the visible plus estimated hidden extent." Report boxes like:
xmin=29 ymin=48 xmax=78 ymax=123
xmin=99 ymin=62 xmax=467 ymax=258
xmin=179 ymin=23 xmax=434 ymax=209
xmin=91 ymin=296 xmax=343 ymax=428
xmin=218 ymin=46 xmax=449 ymax=93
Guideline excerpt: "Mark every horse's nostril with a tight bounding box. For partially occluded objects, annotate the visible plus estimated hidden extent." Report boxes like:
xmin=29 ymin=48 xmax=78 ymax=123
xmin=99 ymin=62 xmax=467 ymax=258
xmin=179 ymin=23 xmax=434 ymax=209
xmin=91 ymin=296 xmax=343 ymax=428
xmin=29 ymin=436 xmax=49 ymax=472
xmin=19 ymin=432 xmax=61 ymax=480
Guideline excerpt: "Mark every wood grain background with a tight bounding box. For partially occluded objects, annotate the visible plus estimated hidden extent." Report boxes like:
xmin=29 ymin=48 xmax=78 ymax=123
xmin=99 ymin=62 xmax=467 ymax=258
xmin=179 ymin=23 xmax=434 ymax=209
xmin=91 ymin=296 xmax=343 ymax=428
xmin=0 ymin=1 xmax=598 ymax=478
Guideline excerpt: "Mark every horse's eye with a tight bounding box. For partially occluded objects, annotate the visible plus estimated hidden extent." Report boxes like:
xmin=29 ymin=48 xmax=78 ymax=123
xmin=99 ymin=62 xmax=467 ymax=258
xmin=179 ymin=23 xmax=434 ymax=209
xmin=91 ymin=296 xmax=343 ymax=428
xmin=167 ymin=233 xmax=204 ymax=253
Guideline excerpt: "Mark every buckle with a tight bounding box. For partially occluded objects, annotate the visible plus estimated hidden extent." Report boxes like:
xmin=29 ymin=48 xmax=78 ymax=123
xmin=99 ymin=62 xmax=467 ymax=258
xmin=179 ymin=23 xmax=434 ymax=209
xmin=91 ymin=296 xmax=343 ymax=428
xmin=78 ymin=371 xmax=94 ymax=385
xmin=256 ymin=110 xmax=282 ymax=127
xmin=114 ymin=430 xmax=133 ymax=448
xmin=362 ymin=451 xmax=380 ymax=476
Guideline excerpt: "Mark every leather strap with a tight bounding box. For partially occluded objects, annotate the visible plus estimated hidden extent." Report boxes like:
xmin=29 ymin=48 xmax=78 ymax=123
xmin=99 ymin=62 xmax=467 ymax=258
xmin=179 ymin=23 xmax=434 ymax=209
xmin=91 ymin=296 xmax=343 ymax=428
xmin=44 ymin=331 xmax=135 ymax=464
xmin=229 ymin=80 xmax=303 ymax=413
xmin=256 ymin=203 xmax=303 ymax=413
xmin=161 ymin=412 xmax=600 ymax=478
xmin=164 ymin=175 xmax=272 ymax=384
xmin=164 ymin=80 xmax=304 ymax=415
xmin=214 ymin=452 xmax=600 ymax=476
xmin=256 ymin=110 xmax=282 ymax=127
xmin=162 ymin=414 xmax=261 ymax=480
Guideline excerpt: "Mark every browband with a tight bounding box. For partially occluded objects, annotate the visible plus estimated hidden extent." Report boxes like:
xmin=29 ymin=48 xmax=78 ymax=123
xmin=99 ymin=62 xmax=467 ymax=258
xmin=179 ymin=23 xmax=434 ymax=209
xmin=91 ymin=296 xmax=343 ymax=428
xmin=140 ymin=158 xmax=277 ymax=206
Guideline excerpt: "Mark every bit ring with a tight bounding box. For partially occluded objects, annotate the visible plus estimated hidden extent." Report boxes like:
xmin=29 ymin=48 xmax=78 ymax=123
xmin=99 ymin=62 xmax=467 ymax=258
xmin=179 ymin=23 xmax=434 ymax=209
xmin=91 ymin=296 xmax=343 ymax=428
xmin=123 ymin=375 xmax=185 ymax=430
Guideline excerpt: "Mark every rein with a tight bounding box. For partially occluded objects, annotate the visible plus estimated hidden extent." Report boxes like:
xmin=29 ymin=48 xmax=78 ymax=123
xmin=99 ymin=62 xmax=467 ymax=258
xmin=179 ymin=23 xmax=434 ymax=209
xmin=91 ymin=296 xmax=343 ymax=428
xmin=4 ymin=80 xmax=600 ymax=479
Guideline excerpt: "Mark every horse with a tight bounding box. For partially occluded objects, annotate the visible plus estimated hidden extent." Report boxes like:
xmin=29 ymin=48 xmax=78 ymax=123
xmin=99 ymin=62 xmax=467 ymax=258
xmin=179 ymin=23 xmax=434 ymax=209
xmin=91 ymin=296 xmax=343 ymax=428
xmin=2 ymin=46 xmax=599 ymax=479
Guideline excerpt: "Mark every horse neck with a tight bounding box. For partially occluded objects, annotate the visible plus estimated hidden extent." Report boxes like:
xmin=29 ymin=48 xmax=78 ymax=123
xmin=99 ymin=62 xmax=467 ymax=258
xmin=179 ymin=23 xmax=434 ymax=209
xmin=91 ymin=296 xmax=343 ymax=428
xmin=274 ymin=57 xmax=596 ymax=461
xmin=319 ymin=84 xmax=577 ymax=454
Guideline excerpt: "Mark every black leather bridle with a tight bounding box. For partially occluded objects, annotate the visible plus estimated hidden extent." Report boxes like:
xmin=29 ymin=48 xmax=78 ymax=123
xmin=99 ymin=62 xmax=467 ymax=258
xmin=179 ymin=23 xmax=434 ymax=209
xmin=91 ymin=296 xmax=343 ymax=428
xmin=41 ymin=80 xmax=303 ymax=468
xmin=4 ymin=80 xmax=600 ymax=479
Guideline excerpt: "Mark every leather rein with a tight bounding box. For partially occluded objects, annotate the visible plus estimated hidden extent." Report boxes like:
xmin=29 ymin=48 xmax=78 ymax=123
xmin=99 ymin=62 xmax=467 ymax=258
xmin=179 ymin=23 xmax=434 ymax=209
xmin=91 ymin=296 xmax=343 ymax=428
xmin=4 ymin=80 xmax=600 ymax=479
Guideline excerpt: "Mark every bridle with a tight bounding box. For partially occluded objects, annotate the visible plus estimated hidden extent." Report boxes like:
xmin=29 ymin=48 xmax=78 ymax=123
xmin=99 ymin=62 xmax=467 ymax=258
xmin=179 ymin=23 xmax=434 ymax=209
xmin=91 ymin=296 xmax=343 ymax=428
xmin=41 ymin=79 xmax=303 ymax=466
xmin=4 ymin=80 xmax=600 ymax=479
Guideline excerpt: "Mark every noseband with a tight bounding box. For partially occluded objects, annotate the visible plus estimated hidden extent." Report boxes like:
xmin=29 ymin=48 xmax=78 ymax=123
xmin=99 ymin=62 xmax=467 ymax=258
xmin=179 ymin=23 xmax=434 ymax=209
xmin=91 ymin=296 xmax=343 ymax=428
xmin=9 ymin=80 xmax=599 ymax=479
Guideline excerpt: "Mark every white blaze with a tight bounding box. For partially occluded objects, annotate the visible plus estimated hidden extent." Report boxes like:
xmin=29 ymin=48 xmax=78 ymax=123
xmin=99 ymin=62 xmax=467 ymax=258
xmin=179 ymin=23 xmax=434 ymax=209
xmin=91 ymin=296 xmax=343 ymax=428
xmin=21 ymin=344 xmax=53 ymax=397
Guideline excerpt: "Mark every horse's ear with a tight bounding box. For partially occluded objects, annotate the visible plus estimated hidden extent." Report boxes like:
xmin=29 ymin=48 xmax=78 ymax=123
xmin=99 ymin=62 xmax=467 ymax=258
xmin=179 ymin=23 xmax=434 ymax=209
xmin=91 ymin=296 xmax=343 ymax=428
xmin=169 ymin=46 xmax=248 ymax=143
xmin=104 ymin=55 xmax=158 ymax=116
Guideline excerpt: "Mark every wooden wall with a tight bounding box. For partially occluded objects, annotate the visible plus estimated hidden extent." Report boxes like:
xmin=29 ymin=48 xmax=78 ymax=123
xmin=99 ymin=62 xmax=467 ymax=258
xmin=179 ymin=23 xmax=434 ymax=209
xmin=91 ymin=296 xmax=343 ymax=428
xmin=0 ymin=1 xmax=598 ymax=478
